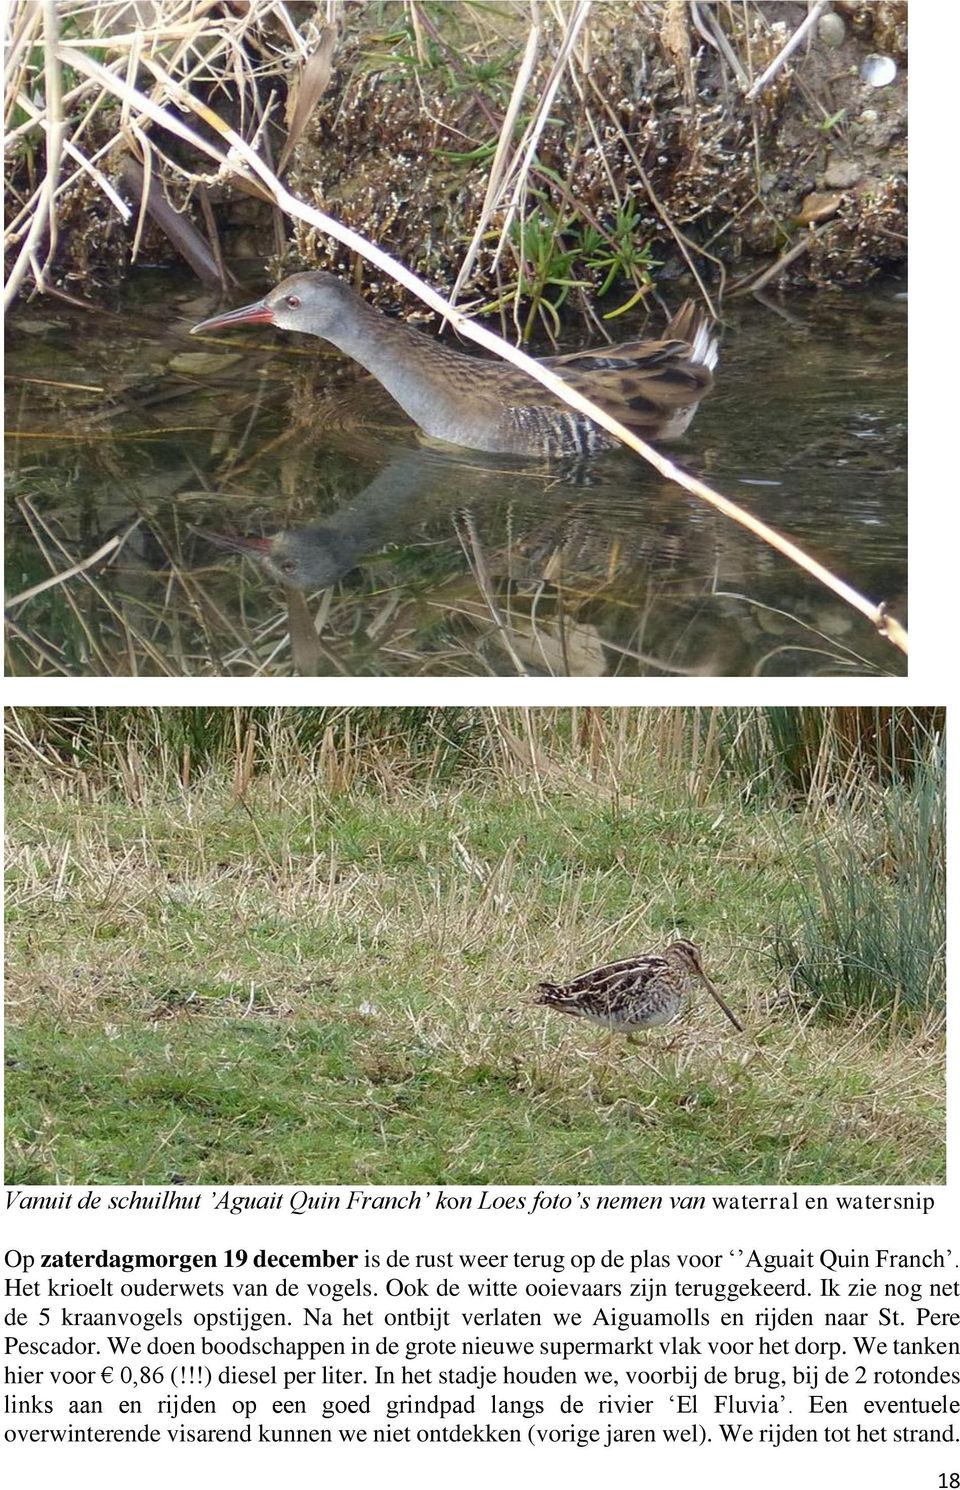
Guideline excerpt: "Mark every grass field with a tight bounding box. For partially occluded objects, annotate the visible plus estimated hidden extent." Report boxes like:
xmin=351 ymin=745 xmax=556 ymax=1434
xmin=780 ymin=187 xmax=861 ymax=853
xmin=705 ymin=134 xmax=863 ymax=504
xmin=4 ymin=708 xmax=945 ymax=1187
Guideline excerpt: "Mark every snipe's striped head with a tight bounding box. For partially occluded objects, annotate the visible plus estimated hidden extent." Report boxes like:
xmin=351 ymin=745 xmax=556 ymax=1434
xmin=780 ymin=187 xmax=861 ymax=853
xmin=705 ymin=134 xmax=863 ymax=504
xmin=662 ymin=938 xmax=705 ymax=975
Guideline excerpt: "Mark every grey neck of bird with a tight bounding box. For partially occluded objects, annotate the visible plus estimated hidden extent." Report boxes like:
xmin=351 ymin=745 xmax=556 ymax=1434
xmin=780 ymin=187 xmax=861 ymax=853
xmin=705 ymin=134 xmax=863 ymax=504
xmin=324 ymin=298 xmax=473 ymax=438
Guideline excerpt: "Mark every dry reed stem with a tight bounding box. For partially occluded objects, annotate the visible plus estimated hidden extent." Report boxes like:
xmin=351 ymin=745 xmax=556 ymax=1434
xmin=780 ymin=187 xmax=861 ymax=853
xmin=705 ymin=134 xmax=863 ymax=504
xmin=689 ymin=0 xmax=750 ymax=90
xmin=5 ymin=531 xmax=127 ymax=607
xmin=489 ymin=0 xmax=593 ymax=275
xmin=447 ymin=12 xmax=542 ymax=310
xmin=455 ymin=512 xmax=530 ymax=675
xmin=4 ymin=0 xmax=64 ymax=309
xmin=744 ymin=0 xmax=830 ymax=101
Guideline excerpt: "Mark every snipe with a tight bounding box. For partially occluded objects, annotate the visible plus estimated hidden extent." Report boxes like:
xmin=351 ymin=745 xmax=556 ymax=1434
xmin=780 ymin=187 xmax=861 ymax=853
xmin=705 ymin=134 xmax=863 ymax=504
xmin=191 ymin=272 xmax=718 ymax=459
xmin=534 ymin=938 xmax=743 ymax=1037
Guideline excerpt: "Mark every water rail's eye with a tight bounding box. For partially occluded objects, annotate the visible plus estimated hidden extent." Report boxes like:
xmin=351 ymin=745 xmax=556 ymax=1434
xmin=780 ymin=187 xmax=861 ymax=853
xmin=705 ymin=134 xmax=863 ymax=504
xmin=285 ymin=294 xmax=302 ymax=309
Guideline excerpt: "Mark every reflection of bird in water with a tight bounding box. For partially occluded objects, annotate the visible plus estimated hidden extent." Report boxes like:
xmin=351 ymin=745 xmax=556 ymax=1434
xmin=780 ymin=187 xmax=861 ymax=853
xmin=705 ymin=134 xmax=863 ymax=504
xmin=201 ymin=435 xmax=717 ymax=603
xmin=203 ymin=448 xmax=438 ymax=591
xmin=534 ymin=938 xmax=743 ymax=1037
xmin=191 ymin=272 xmax=718 ymax=458
xmin=206 ymin=525 xmax=360 ymax=591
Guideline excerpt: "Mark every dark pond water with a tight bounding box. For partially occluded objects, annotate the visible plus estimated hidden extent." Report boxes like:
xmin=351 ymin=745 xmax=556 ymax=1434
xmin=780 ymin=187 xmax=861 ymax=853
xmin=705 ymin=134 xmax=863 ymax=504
xmin=5 ymin=270 xmax=906 ymax=676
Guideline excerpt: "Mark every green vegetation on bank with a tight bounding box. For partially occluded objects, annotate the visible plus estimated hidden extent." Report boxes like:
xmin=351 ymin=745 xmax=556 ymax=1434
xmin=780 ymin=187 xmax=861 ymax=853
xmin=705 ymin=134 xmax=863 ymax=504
xmin=4 ymin=708 xmax=944 ymax=1187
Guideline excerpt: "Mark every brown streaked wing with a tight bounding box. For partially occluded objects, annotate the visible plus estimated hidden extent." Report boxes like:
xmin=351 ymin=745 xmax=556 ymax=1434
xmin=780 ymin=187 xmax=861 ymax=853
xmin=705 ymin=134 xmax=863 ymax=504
xmin=550 ymin=954 xmax=664 ymax=998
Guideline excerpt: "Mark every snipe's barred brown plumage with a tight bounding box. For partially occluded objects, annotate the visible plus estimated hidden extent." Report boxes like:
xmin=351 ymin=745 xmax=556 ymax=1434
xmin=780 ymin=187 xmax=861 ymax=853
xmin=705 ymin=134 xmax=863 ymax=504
xmin=534 ymin=938 xmax=743 ymax=1035
xmin=191 ymin=272 xmax=718 ymax=459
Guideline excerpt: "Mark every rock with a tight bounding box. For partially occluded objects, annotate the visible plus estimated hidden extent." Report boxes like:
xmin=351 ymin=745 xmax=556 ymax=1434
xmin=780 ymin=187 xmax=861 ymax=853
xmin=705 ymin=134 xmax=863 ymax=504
xmin=797 ymin=190 xmax=844 ymax=225
xmin=818 ymin=13 xmax=846 ymax=47
xmin=823 ymin=158 xmax=864 ymax=189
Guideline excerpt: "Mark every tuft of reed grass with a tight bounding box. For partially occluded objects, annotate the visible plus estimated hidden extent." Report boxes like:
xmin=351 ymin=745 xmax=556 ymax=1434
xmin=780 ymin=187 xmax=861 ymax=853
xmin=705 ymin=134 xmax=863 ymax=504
xmin=770 ymin=711 xmax=944 ymax=1019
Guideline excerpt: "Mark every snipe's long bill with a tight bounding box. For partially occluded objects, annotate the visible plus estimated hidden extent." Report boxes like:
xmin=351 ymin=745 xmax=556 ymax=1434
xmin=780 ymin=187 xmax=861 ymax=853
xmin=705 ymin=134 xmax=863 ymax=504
xmin=534 ymin=938 xmax=744 ymax=1035
xmin=190 ymin=272 xmax=718 ymax=459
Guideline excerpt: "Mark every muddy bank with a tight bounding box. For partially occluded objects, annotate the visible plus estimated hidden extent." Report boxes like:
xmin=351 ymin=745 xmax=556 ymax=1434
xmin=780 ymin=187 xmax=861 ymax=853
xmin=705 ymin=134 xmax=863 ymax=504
xmin=5 ymin=2 xmax=906 ymax=319
xmin=282 ymin=0 xmax=907 ymax=312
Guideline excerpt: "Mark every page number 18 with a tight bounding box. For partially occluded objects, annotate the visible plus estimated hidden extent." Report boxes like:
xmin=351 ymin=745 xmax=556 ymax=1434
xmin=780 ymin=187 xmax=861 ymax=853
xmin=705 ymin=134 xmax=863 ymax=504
xmin=937 ymin=1477 xmax=958 ymax=1487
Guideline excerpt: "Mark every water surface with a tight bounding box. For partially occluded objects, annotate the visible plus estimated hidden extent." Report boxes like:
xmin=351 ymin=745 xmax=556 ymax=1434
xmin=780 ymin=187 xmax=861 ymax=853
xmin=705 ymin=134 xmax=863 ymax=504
xmin=4 ymin=273 xmax=906 ymax=676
